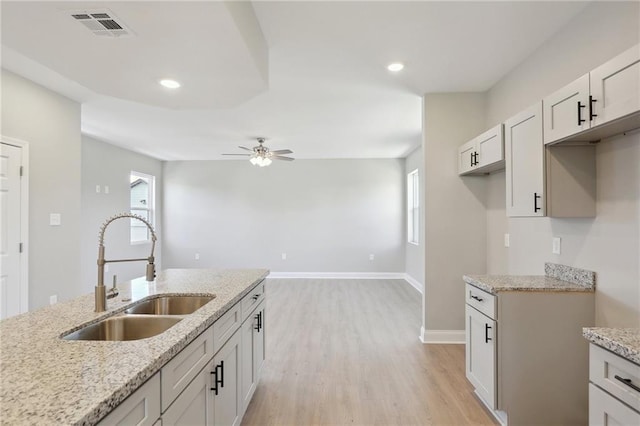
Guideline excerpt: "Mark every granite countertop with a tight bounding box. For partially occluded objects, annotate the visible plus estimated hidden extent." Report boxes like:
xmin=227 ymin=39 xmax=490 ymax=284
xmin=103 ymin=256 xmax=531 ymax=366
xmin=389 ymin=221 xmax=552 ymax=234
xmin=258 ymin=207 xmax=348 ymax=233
xmin=583 ymin=327 xmax=640 ymax=365
xmin=0 ymin=268 xmax=269 ymax=425
xmin=463 ymin=262 xmax=596 ymax=295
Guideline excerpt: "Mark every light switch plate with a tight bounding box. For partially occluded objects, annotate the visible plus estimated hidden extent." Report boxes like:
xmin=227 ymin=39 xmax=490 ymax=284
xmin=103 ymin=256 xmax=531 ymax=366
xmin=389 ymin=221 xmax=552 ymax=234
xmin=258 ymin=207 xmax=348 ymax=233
xmin=504 ymin=233 xmax=510 ymax=248
xmin=552 ymin=237 xmax=561 ymax=254
xmin=49 ymin=213 xmax=61 ymax=226
xmin=281 ymin=253 xmax=287 ymax=260
xmin=104 ymin=185 xmax=110 ymax=194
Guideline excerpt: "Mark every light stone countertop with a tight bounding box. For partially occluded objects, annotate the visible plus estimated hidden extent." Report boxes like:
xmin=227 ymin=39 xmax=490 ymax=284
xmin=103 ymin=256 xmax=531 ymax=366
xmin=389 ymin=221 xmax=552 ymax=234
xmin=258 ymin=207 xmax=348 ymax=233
xmin=583 ymin=327 xmax=640 ymax=365
xmin=463 ymin=262 xmax=596 ymax=295
xmin=0 ymin=268 xmax=269 ymax=425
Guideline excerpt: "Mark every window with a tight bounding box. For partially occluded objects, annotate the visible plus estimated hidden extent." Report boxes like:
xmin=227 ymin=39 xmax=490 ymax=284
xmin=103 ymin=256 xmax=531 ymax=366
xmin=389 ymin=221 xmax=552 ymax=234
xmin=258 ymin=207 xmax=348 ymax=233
xmin=130 ymin=171 xmax=155 ymax=244
xmin=407 ymin=169 xmax=419 ymax=244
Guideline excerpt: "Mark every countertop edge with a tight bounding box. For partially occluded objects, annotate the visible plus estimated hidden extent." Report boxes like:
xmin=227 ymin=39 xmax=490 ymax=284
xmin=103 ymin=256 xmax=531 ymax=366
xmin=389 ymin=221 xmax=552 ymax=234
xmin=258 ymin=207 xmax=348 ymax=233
xmin=582 ymin=327 xmax=640 ymax=366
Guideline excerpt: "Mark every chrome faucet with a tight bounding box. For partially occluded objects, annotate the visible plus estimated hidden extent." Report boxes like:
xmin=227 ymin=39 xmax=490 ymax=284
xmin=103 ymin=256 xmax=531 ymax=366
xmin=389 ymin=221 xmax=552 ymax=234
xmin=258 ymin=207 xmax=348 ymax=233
xmin=95 ymin=213 xmax=157 ymax=312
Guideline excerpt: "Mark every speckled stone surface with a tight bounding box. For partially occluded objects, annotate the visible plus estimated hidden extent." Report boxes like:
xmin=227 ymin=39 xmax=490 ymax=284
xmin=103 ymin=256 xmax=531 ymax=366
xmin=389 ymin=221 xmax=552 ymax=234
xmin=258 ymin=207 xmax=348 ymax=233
xmin=0 ymin=268 xmax=268 ymax=425
xmin=545 ymin=262 xmax=596 ymax=287
xmin=463 ymin=274 xmax=595 ymax=295
xmin=583 ymin=328 xmax=640 ymax=365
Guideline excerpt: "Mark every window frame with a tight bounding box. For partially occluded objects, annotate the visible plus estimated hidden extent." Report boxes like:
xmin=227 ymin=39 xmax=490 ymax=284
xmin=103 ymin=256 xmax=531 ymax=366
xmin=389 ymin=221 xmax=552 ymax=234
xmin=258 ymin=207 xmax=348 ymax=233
xmin=130 ymin=171 xmax=155 ymax=245
xmin=407 ymin=169 xmax=420 ymax=245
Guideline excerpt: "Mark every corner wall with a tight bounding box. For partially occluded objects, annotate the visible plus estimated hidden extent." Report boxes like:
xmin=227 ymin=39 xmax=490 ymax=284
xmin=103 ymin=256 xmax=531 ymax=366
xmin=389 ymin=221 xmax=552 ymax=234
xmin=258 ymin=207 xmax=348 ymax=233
xmin=1 ymin=69 xmax=81 ymax=309
xmin=422 ymin=93 xmax=487 ymax=341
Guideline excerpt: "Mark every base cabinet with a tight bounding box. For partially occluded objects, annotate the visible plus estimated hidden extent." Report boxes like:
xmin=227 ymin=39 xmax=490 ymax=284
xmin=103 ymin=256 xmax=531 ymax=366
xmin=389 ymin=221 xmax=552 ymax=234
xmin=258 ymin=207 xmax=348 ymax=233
xmin=241 ymin=300 xmax=265 ymax=416
xmin=465 ymin=304 xmax=496 ymax=410
xmin=98 ymin=374 xmax=161 ymax=426
xmin=163 ymin=363 xmax=213 ymax=426
xmin=589 ymin=384 xmax=640 ymax=425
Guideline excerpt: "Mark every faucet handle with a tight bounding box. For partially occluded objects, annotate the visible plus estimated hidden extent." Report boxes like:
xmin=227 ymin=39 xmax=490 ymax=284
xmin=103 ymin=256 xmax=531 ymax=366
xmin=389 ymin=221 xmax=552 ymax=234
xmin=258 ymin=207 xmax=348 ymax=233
xmin=108 ymin=275 xmax=119 ymax=299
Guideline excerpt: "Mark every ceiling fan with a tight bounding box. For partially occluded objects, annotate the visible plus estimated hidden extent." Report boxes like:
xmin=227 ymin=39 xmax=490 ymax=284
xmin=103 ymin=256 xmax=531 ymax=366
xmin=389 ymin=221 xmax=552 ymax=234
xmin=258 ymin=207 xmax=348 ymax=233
xmin=223 ymin=138 xmax=294 ymax=167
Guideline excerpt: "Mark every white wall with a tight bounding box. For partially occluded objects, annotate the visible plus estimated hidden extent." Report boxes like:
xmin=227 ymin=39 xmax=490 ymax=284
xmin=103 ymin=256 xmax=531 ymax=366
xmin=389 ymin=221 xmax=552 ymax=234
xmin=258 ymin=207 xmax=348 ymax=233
xmin=162 ymin=159 xmax=405 ymax=273
xmin=405 ymin=146 xmax=424 ymax=290
xmin=1 ymin=69 xmax=81 ymax=309
xmin=484 ymin=1 xmax=640 ymax=327
xmin=423 ymin=93 xmax=487 ymax=337
xmin=80 ymin=135 xmax=163 ymax=293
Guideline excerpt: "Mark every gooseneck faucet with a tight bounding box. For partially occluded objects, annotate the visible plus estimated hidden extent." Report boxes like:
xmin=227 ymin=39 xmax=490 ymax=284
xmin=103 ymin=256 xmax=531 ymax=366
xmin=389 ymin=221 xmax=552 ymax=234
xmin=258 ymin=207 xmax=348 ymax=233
xmin=95 ymin=213 xmax=157 ymax=312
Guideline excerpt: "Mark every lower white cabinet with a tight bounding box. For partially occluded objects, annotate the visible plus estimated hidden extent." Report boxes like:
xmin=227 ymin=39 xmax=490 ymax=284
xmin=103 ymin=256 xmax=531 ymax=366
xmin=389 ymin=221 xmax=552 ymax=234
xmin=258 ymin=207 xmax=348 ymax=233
xmin=465 ymin=304 xmax=496 ymax=410
xmin=211 ymin=329 xmax=242 ymax=426
xmin=98 ymin=374 xmax=161 ymax=426
xmin=589 ymin=384 xmax=640 ymax=425
xmin=241 ymin=300 xmax=266 ymax=416
xmin=163 ymin=361 xmax=213 ymax=426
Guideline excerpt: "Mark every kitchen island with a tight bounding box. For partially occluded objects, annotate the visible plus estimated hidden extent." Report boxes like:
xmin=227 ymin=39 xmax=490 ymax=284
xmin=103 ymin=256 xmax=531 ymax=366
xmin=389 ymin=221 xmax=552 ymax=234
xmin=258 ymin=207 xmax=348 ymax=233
xmin=0 ymin=268 xmax=268 ymax=425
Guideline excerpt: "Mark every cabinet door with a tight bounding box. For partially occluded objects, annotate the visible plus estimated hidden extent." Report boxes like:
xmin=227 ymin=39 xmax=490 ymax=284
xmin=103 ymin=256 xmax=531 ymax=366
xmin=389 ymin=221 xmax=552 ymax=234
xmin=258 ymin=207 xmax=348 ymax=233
xmin=590 ymin=44 xmax=640 ymax=127
xmin=476 ymin=124 xmax=504 ymax=168
xmin=465 ymin=304 xmax=497 ymax=410
xmin=543 ymin=74 xmax=590 ymax=144
xmin=212 ymin=330 xmax=242 ymax=426
xmin=458 ymin=140 xmax=477 ymax=175
xmin=505 ymin=102 xmax=545 ymax=217
xmin=162 ymin=361 xmax=214 ymax=426
xmin=98 ymin=374 xmax=160 ymax=426
xmin=240 ymin=310 xmax=258 ymax=415
xmin=253 ymin=303 xmax=266 ymax=379
xmin=589 ymin=383 xmax=640 ymax=425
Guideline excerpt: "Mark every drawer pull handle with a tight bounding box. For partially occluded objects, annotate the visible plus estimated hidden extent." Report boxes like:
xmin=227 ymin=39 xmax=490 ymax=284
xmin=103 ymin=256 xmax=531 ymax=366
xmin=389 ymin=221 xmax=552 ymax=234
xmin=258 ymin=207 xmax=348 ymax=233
xmin=534 ymin=192 xmax=541 ymax=213
xmin=614 ymin=375 xmax=640 ymax=393
xmin=210 ymin=361 xmax=224 ymax=394
xmin=470 ymin=294 xmax=484 ymax=302
xmin=577 ymin=101 xmax=586 ymax=125
xmin=252 ymin=294 xmax=260 ymax=301
xmin=589 ymin=96 xmax=598 ymax=121
xmin=485 ymin=324 xmax=492 ymax=343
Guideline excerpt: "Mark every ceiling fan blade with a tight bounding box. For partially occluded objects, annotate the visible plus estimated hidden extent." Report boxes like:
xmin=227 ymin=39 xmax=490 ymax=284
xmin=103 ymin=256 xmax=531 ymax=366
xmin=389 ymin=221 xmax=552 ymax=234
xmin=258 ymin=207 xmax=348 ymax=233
xmin=272 ymin=156 xmax=294 ymax=161
xmin=222 ymin=153 xmax=251 ymax=156
xmin=270 ymin=149 xmax=293 ymax=155
xmin=238 ymin=146 xmax=254 ymax=152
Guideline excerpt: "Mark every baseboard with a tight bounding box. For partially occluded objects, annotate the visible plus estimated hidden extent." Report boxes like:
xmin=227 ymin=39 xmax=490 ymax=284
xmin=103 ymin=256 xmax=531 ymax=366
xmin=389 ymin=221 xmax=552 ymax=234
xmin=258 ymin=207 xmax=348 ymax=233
xmin=403 ymin=274 xmax=423 ymax=294
xmin=267 ymin=272 xmax=407 ymax=279
xmin=420 ymin=328 xmax=465 ymax=344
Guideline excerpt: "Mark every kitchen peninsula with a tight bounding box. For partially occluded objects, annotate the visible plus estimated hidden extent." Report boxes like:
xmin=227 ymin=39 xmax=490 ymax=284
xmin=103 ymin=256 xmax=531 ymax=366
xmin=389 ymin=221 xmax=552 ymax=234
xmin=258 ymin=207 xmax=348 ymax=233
xmin=0 ymin=268 xmax=268 ymax=425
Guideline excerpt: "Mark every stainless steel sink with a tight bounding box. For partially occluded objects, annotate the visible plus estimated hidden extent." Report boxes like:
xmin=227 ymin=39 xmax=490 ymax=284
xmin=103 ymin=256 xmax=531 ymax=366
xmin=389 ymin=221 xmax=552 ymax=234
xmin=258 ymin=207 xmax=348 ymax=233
xmin=62 ymin=315 xmax=182 ymax=341
xmin=125 ymin=295 xmax=215 ymax=315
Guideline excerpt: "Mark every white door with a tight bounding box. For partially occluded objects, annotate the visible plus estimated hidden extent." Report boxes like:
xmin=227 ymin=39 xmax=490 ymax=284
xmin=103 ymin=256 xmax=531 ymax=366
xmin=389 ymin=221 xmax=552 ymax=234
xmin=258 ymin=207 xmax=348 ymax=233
xmin=590 ymin=44 xmax=640 ymax=127
xmin=505 ymin=102 xmax=545 ymax=217
xmin=465 ymin=304 xmax=497 ymax=410
xmin=543 ymin=73 xmax=590 ymax=144
xmin=0 ymin=142 xmax=24 ymax=319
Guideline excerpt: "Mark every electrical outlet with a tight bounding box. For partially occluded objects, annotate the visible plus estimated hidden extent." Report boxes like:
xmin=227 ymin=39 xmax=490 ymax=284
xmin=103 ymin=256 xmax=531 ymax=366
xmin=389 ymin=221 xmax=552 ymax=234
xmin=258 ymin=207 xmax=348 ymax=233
xmin=49 ymin=213 xmax=61 ymax=226
xmin=49 ymin=295 xmax=57 ymax=305
xmin=95 ymin=185 xmax=101 ymax=193
xmin=552 ymin=237 xmax=561 ymax=254
xmin=195 ymin=253 xmax=200 ymax=260
xmin=369 ymin=254 xmax=375 ymax=261
xmin=281 ymin=253 xmax=287 ymax=260
xmin=504 ymin=233 xmax=510 ymax=248
xmin=104 ymin=185 xmax=110 ymax=194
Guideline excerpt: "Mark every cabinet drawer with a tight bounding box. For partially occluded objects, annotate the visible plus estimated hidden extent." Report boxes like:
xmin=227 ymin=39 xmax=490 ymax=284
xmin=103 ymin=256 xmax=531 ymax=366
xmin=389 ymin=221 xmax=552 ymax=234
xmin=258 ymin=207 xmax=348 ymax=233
xmin=99 ymin=373 xmax=160 ymax=426
xmin=213 ymin=303 xmax=241 ymax=354
xmin=589 ymin=383 xmax=640 ymax=425
xmin=161 ymin=326 xmax=214 ymax=412
xmin=241 ymin=280 xmax=265 ymax=321
xmin=589 ymin=344 xmax=640 ymax=412
xmin=465 ymin=284 xmax=496 ymax=320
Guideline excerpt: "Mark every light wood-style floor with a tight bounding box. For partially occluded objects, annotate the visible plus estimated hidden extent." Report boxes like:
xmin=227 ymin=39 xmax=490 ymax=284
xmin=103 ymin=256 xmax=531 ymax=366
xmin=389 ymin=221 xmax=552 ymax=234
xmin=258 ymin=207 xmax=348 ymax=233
xmin=242 ymin=279 xmax=497 ymax=426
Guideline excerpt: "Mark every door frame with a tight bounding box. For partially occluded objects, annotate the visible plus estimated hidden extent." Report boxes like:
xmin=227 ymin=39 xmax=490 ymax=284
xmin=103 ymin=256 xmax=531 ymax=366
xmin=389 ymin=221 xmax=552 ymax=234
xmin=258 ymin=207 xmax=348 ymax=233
xmin=1 ymin=136 xmax=29 ymax=314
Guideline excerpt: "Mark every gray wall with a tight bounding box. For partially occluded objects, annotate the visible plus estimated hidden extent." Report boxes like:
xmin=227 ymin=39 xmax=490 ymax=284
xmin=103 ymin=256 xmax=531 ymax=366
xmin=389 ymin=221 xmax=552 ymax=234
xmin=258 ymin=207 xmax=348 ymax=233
xmin=1 ymin=69 xmax=82 ymax=309
xmin=404 ymin=146 xmax=424 ymax=289
xmin=423 ymin=93 xmax=487 ymax=333
xmin=484 ymin=1 xmax=640 ymax=327
xmin=162 ymin=159 xmax=405 ymax=273
xmin=80 ymin=135 xmax=163 ymax=293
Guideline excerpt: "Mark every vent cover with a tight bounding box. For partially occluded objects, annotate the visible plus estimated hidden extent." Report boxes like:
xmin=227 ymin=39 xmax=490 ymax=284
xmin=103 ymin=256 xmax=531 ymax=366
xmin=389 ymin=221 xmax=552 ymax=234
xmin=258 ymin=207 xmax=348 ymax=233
xmin=69 ymin=9 xmax=134 ymax=38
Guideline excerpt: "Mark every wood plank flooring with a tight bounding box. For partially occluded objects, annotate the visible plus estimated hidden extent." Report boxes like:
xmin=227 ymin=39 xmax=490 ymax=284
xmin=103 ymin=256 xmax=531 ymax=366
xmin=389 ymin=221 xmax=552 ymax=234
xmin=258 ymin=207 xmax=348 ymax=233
xmin=241 ymin=279 xmax=497 ymax=426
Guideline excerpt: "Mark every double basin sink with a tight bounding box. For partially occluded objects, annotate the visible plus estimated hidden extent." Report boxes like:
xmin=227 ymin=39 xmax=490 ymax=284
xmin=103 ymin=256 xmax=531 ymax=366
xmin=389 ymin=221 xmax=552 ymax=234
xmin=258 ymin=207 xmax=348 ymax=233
xmin=62 ymin=295 xmax=215 ymax=342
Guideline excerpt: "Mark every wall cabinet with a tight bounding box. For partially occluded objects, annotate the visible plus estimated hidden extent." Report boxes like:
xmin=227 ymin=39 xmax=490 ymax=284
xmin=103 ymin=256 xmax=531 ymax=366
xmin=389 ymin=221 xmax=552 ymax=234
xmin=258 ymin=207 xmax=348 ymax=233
xmin=505 ymin=102 xmax=596 ymax=218
xmin=464 ymin=283 xmax=595 ymax=425
xmin=458 ymin=124 xmax=504 ymax=176
xmin=544 ymin=43 xmax=640 ymax=145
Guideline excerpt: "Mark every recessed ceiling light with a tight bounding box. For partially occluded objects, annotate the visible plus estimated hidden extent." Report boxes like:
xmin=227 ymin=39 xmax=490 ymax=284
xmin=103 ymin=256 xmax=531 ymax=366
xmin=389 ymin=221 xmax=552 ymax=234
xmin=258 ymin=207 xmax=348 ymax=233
xmin=387 ymin=63 xmax=404 ymax=72
xmin=159 ymin=79 xmax=181 ymax=89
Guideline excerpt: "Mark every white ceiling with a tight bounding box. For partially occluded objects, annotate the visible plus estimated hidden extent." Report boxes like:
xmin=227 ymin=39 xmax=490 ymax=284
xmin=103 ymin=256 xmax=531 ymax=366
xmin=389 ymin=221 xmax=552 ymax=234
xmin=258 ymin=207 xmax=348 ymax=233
xmin=1 ymin=1 xmax=590 ymax=161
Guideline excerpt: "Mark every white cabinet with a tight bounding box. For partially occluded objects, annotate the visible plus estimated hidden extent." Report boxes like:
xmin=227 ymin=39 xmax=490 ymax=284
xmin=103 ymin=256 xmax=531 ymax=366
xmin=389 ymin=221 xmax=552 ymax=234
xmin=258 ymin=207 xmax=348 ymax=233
xmin=464 ymin=282 xmax=595 ymax=425
xmin=98 ymin=374 xmax=161 ymax=426
xmin=544 ymin=44 xmax=640 ymax=145
xmin=588 ymin=343 xmax=640 ymax=425
xmin=465 ymin=304 xmax=496 ymax=410
xmin=458 ymin=124 xmax=504 ymax=176
xmin=212 ymin=329 xmax=242 ymax=426
xmin=241 ymin=300 xmax=265 ymax=416
xmin=504 ymin=102 xmax=545 ymax=217
xmin=163 ymin=362 xmax=213 ymax=426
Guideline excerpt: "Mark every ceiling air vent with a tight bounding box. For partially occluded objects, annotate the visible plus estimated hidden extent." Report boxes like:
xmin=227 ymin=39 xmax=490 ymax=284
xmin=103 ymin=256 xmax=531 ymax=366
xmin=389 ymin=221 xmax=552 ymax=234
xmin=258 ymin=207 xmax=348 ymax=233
xmin=69 ymin=9 xmax=134 ymax=38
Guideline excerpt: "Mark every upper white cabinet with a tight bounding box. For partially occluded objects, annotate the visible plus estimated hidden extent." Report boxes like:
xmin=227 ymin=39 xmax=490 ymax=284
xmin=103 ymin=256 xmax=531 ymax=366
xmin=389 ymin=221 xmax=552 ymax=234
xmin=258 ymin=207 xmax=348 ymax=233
xmin=544 ymin=44 xmax=640 ymax=145
xmin=458 ymin=124 xmax=504 ymax=176
xmin=505 ymin=102 xmax=545 ymax=217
